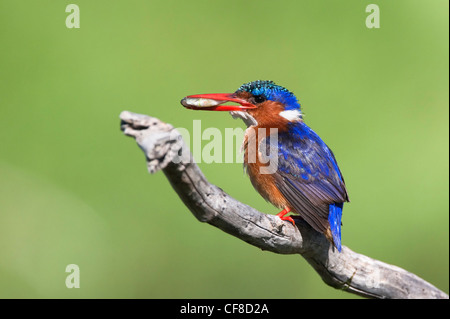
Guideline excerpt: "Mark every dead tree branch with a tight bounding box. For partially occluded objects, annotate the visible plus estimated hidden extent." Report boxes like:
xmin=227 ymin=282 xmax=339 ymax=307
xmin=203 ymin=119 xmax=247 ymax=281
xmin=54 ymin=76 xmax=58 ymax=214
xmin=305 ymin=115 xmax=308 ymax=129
xmin=119 ymin=110 xmax=448 ymax=299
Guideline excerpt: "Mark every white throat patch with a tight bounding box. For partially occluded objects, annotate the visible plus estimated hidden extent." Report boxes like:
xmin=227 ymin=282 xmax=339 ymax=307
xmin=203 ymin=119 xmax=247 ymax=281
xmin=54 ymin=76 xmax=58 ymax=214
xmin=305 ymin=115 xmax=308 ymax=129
xmin=229 ymin=111 xmax=258 ymax=127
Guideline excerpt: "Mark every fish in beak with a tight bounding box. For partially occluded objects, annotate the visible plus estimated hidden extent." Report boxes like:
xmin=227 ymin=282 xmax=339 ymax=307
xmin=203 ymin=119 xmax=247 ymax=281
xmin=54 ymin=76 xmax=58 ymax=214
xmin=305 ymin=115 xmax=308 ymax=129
xmin=180 ymin=93 xmax=256 ymax=111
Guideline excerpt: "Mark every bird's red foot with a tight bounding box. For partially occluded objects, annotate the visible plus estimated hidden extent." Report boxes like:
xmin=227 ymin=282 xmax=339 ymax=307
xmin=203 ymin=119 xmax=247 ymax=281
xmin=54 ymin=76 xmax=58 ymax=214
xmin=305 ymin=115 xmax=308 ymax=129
xmin=276 ymin=207 xmax=295 ymax=226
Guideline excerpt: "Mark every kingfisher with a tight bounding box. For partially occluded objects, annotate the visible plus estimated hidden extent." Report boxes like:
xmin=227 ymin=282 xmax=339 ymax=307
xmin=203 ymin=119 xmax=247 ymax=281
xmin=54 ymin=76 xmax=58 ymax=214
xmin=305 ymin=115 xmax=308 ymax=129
xmin=180 ymin=80 xmax=349 ymax=251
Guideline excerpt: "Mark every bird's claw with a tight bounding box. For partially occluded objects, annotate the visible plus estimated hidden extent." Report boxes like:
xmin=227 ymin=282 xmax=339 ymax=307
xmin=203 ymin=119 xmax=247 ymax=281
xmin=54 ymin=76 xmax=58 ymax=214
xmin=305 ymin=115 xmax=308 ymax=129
xmin=276 ymin=208 xmax=295 ymax=226
xmin=278 ymin=214 xmax=296 ymax=226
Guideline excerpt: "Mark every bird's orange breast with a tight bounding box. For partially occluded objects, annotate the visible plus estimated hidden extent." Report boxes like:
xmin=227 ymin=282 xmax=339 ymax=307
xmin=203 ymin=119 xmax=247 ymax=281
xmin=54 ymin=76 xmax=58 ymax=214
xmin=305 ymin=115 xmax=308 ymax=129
xmin=243 ymin=126 xmax=289 ymax=209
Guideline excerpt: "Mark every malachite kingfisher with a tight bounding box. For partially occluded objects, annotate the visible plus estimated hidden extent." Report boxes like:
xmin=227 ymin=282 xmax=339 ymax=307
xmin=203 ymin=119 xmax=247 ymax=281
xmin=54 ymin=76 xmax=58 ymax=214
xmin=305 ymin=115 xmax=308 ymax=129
xmin=180 ymin=80 xmax=349 ymax=252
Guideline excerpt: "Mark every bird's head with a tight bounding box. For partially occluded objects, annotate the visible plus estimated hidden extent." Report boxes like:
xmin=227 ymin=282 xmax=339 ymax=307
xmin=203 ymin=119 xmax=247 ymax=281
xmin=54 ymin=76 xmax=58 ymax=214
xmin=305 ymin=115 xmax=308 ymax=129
xmin=181 ymin=80 xmax=302 ymax=129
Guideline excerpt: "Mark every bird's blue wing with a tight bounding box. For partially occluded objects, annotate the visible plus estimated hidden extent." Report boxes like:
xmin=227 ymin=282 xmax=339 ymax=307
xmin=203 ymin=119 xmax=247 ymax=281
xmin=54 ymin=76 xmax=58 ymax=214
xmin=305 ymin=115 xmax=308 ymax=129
xmin=265 ymin=122 xmax=348 ymax=251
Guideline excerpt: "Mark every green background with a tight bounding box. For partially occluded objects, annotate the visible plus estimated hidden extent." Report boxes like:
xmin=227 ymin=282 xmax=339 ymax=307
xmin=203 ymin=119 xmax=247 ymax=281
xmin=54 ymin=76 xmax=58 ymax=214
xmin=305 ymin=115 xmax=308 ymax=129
xmin=0 ymin=0 xmax=448 ymax=298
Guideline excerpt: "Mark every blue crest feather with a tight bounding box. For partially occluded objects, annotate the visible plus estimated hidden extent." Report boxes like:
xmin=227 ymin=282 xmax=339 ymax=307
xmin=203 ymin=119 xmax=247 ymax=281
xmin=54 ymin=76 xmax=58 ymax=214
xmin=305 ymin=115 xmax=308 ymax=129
xmin=236 ymin=80 xmax=301 ymax=110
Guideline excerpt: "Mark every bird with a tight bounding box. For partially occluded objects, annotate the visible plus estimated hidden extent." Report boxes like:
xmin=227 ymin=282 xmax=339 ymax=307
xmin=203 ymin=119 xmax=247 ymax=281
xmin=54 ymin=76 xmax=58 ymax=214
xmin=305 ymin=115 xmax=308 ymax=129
xmin=180 ymin=80 xmax=349 ymax=252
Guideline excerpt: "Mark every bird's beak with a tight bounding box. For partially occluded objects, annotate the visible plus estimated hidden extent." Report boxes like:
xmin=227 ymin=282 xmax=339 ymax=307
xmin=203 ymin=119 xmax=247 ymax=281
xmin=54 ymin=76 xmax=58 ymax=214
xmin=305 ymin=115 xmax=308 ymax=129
xmin=180 ymin=93 xmax=256 ymax=111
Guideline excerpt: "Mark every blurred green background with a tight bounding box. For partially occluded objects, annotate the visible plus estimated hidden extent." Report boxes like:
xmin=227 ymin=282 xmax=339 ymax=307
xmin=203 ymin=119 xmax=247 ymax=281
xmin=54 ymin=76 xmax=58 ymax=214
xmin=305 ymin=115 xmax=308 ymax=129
xmin=0 ymin=0 xmax=448 ymax=298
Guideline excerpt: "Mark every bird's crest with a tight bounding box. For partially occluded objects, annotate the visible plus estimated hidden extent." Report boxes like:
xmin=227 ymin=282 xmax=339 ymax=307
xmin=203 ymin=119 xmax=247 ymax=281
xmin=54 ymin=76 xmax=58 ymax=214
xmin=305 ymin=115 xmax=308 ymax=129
xmin=236 ymin=80 xmax=300 ymax=111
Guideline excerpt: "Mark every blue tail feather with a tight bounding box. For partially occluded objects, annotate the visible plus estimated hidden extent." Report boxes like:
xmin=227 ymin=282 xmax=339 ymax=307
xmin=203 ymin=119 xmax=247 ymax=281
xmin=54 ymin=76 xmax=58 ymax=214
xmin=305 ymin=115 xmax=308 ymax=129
xmin=328 ymin=203 xmax=343 ymax=252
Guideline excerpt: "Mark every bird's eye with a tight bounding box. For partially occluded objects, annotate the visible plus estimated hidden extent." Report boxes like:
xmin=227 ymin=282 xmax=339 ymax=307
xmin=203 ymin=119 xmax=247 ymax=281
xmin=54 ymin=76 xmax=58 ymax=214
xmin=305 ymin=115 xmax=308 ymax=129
xmin=253 ymin=95 xmax=266 ymax=104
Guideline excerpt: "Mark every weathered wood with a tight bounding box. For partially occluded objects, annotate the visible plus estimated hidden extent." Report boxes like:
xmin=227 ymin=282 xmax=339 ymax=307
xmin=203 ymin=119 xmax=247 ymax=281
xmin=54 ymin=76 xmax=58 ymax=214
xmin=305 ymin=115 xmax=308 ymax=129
xmin=120 ymin=110 xmax=448 ymax=299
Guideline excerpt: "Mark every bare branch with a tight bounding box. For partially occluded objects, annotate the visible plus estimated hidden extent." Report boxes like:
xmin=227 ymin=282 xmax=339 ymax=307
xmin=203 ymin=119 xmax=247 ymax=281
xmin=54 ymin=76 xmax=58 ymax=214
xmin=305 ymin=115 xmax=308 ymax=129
xmin=120 ymin=110 xmax=448 ymax=299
